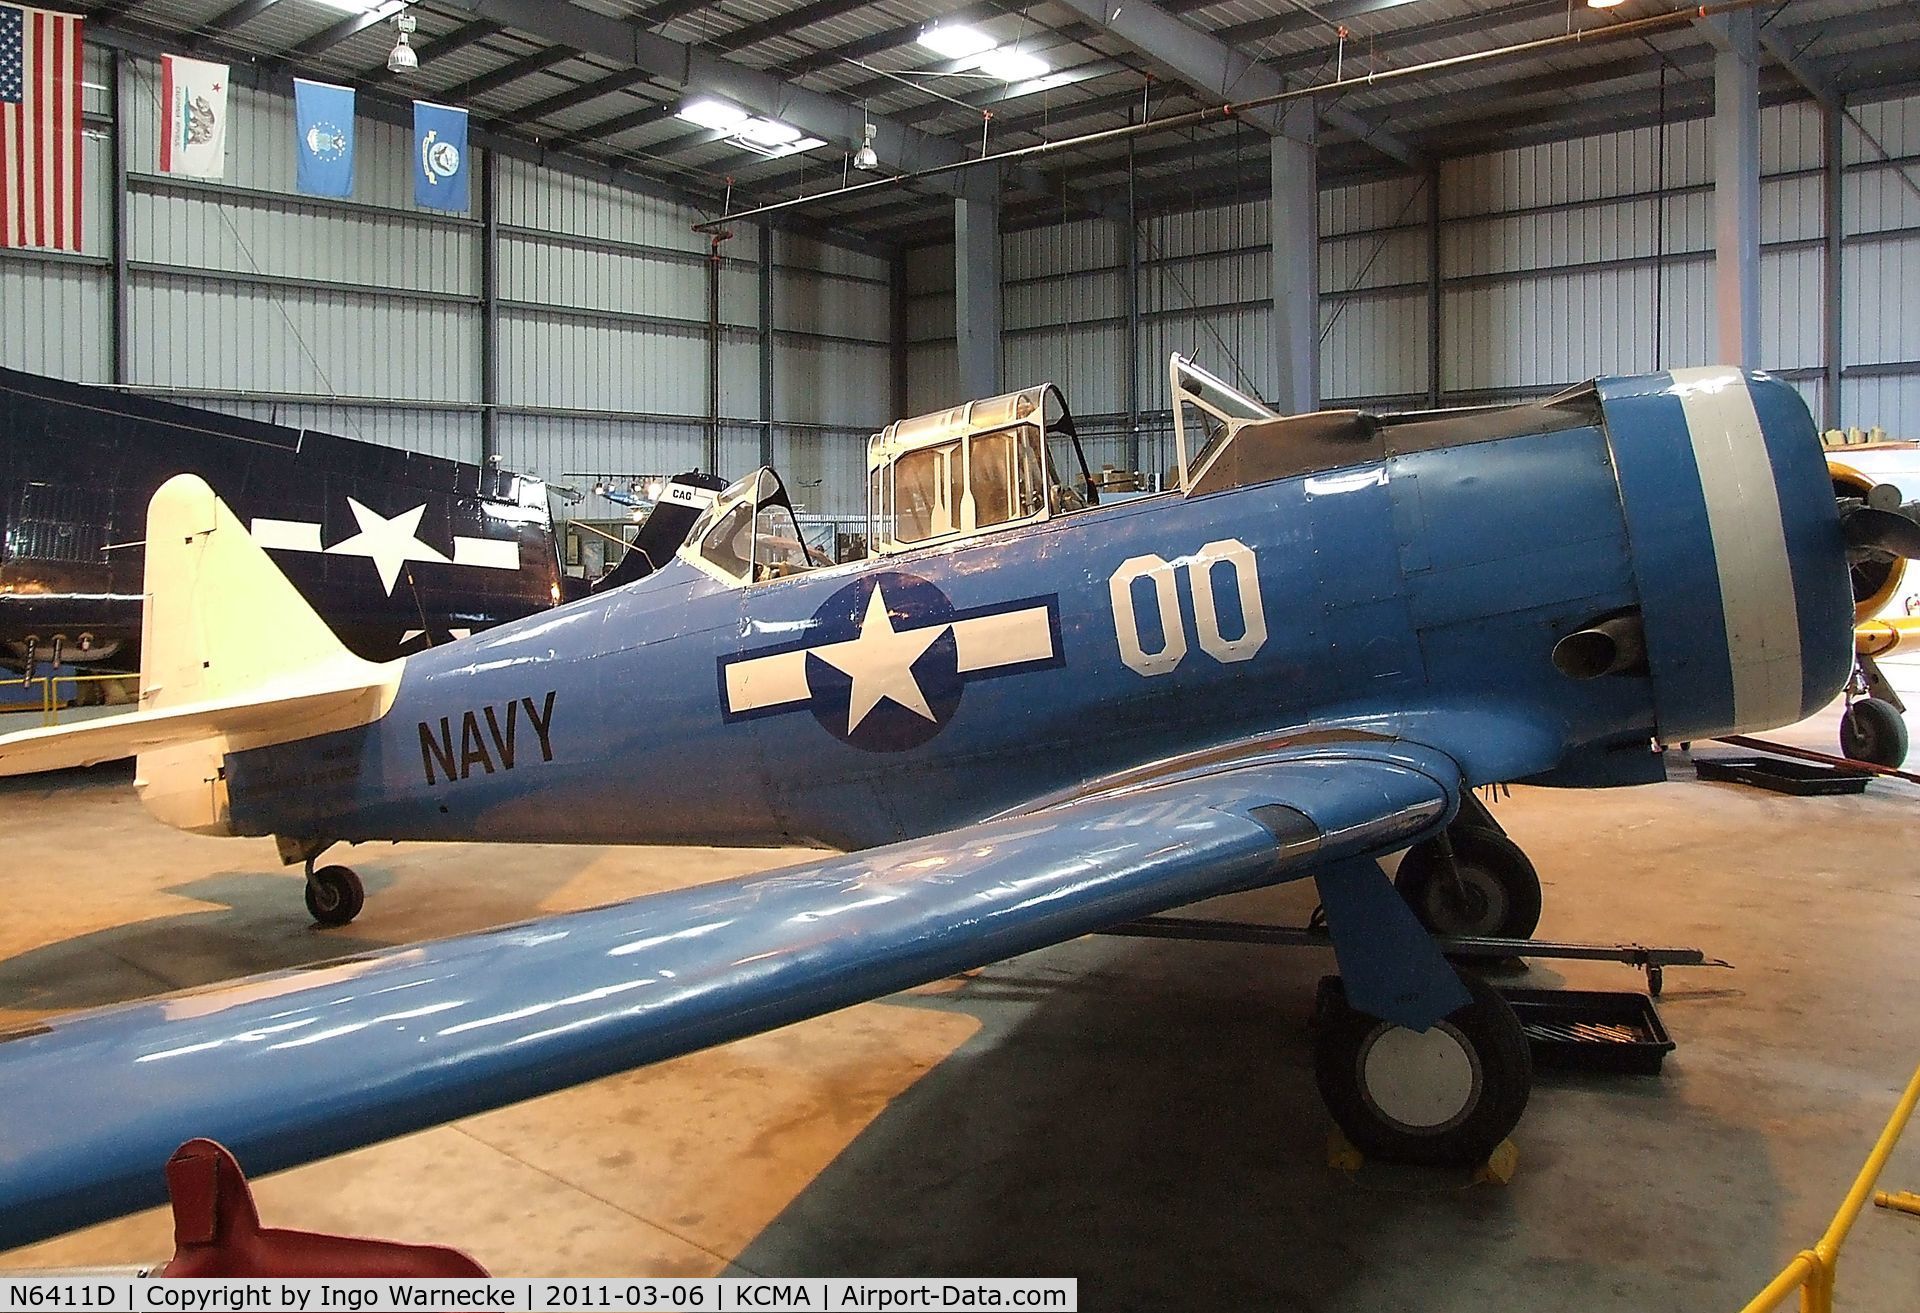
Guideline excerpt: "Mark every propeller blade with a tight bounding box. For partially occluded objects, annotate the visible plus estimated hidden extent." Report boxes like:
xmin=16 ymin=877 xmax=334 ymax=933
xmin=1842 ymin=502 xmax=1920 ymax=560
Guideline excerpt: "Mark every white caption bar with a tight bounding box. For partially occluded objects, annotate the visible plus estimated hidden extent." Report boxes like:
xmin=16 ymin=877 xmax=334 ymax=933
xmin=0 ymin=1277 xmax=1077 ymax=1311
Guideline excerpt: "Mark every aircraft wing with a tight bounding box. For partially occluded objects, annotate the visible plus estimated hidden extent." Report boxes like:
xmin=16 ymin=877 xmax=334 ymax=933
xmin=0 ymin=740 xmax=1458 ymax=1249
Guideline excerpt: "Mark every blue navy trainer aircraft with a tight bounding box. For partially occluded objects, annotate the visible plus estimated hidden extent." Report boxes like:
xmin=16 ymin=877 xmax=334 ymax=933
xmin=0 ymin=357 xmax=1915 ymax=1251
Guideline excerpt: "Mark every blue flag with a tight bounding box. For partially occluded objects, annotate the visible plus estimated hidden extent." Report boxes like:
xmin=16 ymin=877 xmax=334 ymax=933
xmin=413 ymin=100 xmax=469 ymax=213
xmin=293 ymin=78 xmax=354 ymax=198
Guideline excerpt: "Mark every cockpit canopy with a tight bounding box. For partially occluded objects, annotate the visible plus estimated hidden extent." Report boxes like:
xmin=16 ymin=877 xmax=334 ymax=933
xmin=680 ymin=355 xmax=1587 ymax=588
xmin=681 ymin=466 xmax=828 ymax=584
xmin=864 ymin=383 xmax=1095 ymax=556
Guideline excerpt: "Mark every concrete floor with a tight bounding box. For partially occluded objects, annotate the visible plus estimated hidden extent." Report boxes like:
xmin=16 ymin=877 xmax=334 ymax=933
xmin=1 ymin=710 xmax=1918 ymax=1308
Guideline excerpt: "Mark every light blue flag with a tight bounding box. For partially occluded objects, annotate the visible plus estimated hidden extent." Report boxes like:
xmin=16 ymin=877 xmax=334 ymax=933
xmin=413 ymin=100 xmax=469 ymax=213
xmin=293 ymin=78 xmax=355 ymax=198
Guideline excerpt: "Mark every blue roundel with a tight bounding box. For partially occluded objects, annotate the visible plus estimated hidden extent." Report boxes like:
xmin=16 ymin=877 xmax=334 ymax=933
xmin=803 ymin=572 xmax=963 ymax=752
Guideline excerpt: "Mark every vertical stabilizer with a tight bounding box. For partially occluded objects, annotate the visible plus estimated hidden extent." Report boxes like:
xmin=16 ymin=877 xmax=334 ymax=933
xmin=0 ymin=478 xmax=399 ymax=817
xmin=139 ymin=474 xmax=369 ymax=711
xmin=133 ymin=474 xmax=396 ymax=832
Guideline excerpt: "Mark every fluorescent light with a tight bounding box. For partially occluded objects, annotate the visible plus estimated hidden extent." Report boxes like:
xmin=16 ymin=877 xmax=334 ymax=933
xmin=1021 ymin=71 xmax=1076 ymax=92
xmin=975 ymin=48 xmax=1049 ymax=82
xmin=733 ymin=132 xmax=826 ymax=159
xmin=676 ymin=97 xmax=749 ymax=129
xmin=310 ymin=0 xmax=396 ymax=11
xmin=737 ymin=117 xmax=801 ymax=147
xmin=1586 ymin=0 xmax=1625 ymax=7
xmin=919 ymin=21 xmax=996 ymax=60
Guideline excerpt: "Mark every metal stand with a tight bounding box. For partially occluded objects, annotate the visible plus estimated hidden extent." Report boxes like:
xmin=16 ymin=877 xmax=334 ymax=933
xmin=1098 ymin=915 xmax=1729 ymax=996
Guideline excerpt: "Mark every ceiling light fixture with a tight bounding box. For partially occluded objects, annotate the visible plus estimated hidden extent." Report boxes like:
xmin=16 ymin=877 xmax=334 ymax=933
xmin=733 ymin=131 xmax=826 ymax=158
xmin=675 ymin=96 xmax=751 ymax=129
xmin=385 ymin=11 xmax=418 ymax=74
xmin=918 ymin=21 xmax=996 ymax=60
xmin=853 ymin=122 xmax=879 ymax=171
xmin=975 ymin=48 xmax=1049 ymax=82
xmin=1586 ymin=0 xmax=1626 ymax=7
xmin=737 ymin=117 xmax=802 ymax=147
xmin=677 ymin=99 xmax=823 ymax=157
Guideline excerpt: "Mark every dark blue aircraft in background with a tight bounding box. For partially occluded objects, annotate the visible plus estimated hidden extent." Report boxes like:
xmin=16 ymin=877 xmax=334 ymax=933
xmin=0 ymin=356 xmax=1914 ymax=1251
xmin=0 ymin=366 xmax=567 ymax=671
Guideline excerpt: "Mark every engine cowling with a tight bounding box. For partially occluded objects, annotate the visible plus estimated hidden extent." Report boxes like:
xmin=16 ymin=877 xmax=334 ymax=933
xmin=1831 ymin=459 xmax=1907 ymax=622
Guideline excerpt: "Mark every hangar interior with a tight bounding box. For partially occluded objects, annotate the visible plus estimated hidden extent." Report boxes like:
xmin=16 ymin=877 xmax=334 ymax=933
xmin=3 ymin=0 xmax=1920 ymax=1306
xmin=6 ymin=0 xmax=1920 ymax=523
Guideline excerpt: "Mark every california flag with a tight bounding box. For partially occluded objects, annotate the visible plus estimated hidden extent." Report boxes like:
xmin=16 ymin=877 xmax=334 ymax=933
xmin=159 ymin=53 xmax=227 ymax=179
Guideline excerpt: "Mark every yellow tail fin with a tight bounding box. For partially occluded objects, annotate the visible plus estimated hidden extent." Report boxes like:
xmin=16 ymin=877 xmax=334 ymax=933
xmin=138 ymin=473 xmax=366 ymax=710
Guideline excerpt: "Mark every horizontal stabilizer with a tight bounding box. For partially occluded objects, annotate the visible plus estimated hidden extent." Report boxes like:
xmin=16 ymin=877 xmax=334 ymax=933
xmin=0 ymin=668 xmax=392 ymax=778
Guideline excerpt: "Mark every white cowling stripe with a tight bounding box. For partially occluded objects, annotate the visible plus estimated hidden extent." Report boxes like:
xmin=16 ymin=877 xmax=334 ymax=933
xmin=1669 ymin=367 xmax=1804 ymax=734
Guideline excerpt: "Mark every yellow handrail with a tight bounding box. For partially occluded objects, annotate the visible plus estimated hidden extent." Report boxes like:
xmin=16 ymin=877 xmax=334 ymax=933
xmin=0 ymin=671 xmax=132 ymax=729
xmin=1738 ymin=1059 xmax=1920 ymax=1313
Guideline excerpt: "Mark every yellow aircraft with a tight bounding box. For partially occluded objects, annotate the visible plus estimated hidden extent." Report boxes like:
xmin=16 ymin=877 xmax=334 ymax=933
xmin=1832 ymin=459 xmax=1916 ymax=766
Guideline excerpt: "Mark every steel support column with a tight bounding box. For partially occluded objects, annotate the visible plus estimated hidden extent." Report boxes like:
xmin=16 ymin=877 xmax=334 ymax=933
xmin=1823 ymin=106 xmax=1844 ymax=432
xmin=1710 ymin=8 xmax=1761 ymax=367
xmin=109 ymin=52 xmax=130 ymax=386
xmin=1426 ymin=164 xmax=1442 ymax=407
xmin=954 ymin=182 xmax=1003 ymax=401
xmin=760 ymin=223 xmax=776 ymax=469
xmin=1271 ymin=103 xmax=1318 ymax=415
xmin=479 ymin=149 xmax=499 ymax=468
xmin=889 ymin=251 xmax=909 ymax=423
xmin=706 ymin=239 xmax=722 ymax=474
xmin=1124 ymin=142 xmax=1143 ymax=476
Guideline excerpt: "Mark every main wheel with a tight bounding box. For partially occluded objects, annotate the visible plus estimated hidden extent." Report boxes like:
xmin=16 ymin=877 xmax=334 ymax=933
xmin=1313 ymin=972 xmax=1532 ymax=1168
xmin=1394 ymin=829 xmax=1542 ymax=940
xmin=1841 ymin=698 xmax=1909 ymax=768
xmin=304 ymin=865 xmax=365 ymax=927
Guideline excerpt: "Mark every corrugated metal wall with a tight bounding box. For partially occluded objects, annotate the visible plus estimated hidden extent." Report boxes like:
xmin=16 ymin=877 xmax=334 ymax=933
xmin=0 ymin=47 xmax=113 ymax=382
xmin=1840 ymin=95 xmax=1920 ymax=435
xmin=907 ymin=94 xmax=1920 ymax=444
xmin=0 ymin=46 xmax=889 ymax=518
xmin=15 ymin=47 xmax=1920 ymax=521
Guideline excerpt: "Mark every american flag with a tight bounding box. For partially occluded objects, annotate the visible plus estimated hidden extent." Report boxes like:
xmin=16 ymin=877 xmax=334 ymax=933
xmin=0 ymin=3 xmax=84 ymax=251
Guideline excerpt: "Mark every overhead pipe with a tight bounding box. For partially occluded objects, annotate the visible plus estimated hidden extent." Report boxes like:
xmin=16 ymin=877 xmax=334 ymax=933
xmin=692 ymin=0 xmax=1773 ymax=233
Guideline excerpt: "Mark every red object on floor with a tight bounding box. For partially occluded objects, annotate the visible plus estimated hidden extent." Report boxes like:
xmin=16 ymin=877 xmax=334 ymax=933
xmin=155 ymin=1139 xmax=488 ymax=1278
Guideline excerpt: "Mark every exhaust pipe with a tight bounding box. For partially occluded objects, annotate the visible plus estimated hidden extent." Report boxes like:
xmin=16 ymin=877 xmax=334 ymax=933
xmin=1553 ymin=613 xmax=1647 ymax=680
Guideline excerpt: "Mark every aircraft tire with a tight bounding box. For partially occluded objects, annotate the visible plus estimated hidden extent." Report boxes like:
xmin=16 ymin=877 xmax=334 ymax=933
xmin=1393 ymin=829 xmax=1541 ymax=940
xmin=305 ymin=865 xmax=365 ymax=927
xmin=1841 ymin=698 xmax=1909 ymax=768
xmin=1313 ymin=972 xmax=1532 ymax=1168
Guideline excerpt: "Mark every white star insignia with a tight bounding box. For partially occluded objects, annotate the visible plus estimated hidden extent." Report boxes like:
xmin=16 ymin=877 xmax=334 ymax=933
xmin=810 ymin=584 xmax=949 ymax=734
xmin=324 ymin=499 xmax=449 ymax=595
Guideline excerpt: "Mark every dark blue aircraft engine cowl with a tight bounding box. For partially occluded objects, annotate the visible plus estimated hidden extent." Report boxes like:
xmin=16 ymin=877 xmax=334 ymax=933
xmin=1595 ymin=368 xmax=1854 ymax=746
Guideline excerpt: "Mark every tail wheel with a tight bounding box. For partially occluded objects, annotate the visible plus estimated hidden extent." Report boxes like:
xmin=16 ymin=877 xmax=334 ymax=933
xmin=1841 ymin=697 xmax=1910 ymax=768
xmin=1394 ymin=828 xmax=1542 ymax=940
xmin=1313 ymin=972 xmax=1532 ymax=1168
xmin=304 ymin=866 xmax=365 ymax=927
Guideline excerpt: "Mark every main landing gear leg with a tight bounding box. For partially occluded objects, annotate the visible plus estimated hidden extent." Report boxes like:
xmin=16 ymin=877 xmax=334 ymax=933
xmin=278 ymin=836 xmax=365 ymax=928
xmin=1393 ymin=798 xmax=1542 ymax=941
xmin=1310 ymin=858 xmax=1533 ymax=1167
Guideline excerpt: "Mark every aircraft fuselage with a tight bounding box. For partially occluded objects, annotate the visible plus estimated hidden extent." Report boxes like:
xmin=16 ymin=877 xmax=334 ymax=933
xmin=219 ymin=370 xmax=1853 ymax=854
